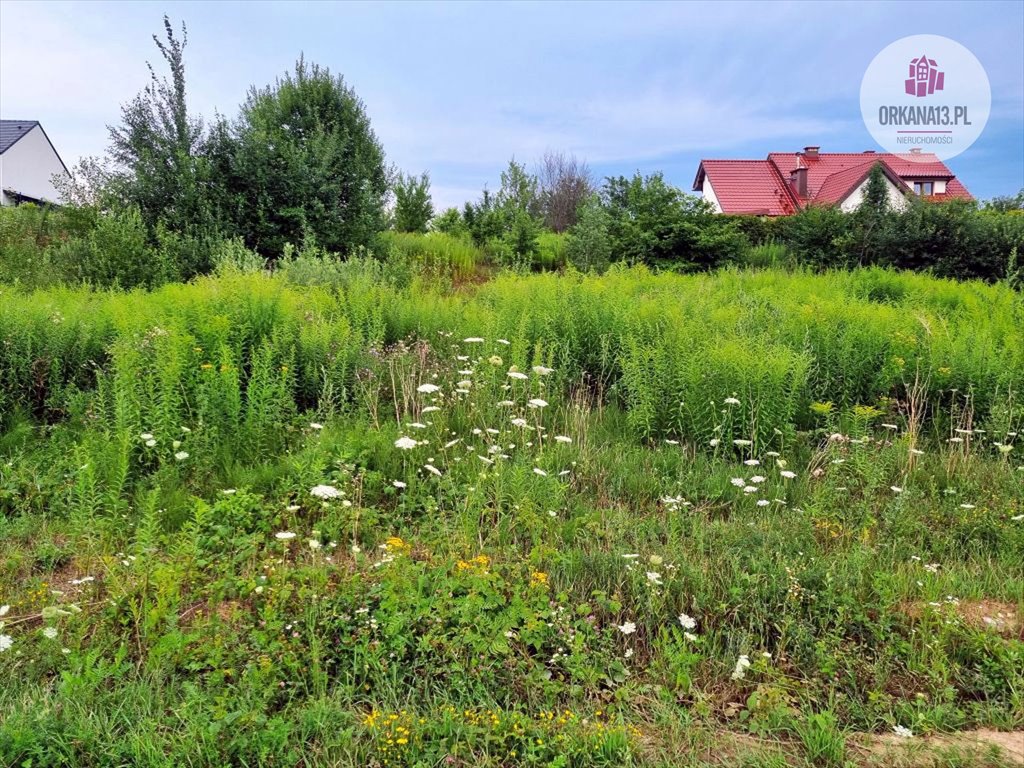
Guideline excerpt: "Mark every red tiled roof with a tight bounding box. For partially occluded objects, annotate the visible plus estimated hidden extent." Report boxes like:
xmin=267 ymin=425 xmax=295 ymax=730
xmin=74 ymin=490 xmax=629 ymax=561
xmin=695 ymin=160 xmax=797 ymax=216
xmin=695 ymin=151 xmax=971 ymax=214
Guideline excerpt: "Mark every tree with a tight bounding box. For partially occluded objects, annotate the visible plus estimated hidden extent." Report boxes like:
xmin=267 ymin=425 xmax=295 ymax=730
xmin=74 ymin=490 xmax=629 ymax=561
xmin=982 ymin=190 xmax=1024 ymax=213
xmin=854 ymin=163 xmax=894 ymax=265
xmin=106 ymin=16 xmax=213 ymax=237
xmin=392 ymin=172 xmax=434 ymax=233
xmin=225 ymin=57 xmax=388 ymax=257
xmin=431 ymin=207 xmax=467 ymax=237
xmin=537 ymin=151 xmax=593 ymax=232
xmin=565 ymin=194 xmax=611 ymax=271
xmin=495 ymin=158 xmax=540 ymax=217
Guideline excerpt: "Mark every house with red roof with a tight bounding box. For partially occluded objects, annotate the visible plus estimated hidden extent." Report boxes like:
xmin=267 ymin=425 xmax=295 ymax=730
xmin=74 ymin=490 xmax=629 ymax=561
xmin=692 ymin=146 xmax=971 ymax=216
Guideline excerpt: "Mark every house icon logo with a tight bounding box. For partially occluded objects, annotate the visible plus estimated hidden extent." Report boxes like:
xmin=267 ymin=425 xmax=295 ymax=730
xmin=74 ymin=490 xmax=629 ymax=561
xmin=905 ymin=54 xmax=944 ymax=97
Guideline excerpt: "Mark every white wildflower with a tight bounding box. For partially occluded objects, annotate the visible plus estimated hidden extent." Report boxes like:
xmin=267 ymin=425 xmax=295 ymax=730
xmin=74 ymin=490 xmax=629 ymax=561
xmin=532 ymin=365 xmax=554 ymax=376
xmin=646 ymin=571 xmax=663 ymax=586
xmin=424 ymin=464 xmax=443 ymax=477
xmin=174 ymin=451 xmax=189 ymax=461
xmin=417 ymin=383 xmax=440 ymax=394
xmin=310 ymin=484 xmax=343 ymax=499
xmin=554 ymin=435 xmax=572 ymax=444
xmin=0 ymin=634 xmax=12 ymax=652
xmin=507 ymin=370 xmax=529 ymax=381
xmin=731 ymin=654 xmax=752 ymax=680
xmin=893 ymin=725 xmax=914 ymax=738
xmin=678 ymin=613 xmax=697 ymax=630
xmin=394 ymin=436 xmax=418 ymax=450
xmin=618 ymin=621 xmax=637 ymax=635
xmin=527 ymin=398 xmax=548 ymax=409
xmin=780 ymin=470 xmax=797 ymax=479
xmin=533 ymin=467 xmax=548 ymax=476
xmin=275 ymin=531 xmax=297 ymax=541
xmin=309 ymin=422 xmax=324 ymax=430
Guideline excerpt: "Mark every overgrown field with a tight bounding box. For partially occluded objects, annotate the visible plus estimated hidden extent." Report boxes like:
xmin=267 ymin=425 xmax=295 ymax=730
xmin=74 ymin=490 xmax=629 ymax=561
xmin=1 ymin=263 xmax=1022 ymax=767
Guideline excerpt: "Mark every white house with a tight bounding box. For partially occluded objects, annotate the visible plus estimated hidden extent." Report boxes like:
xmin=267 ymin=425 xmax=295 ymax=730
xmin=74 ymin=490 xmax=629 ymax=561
xmin=0 ymin=120 xmax=70 ymax=206
xmin=692 ymin=147 xmax=971 ymax=216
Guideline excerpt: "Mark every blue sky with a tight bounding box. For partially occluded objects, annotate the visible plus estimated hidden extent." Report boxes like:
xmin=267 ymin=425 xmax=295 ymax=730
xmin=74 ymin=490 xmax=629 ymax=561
xmin=2 ymin=0 xmax=1021 ymax=208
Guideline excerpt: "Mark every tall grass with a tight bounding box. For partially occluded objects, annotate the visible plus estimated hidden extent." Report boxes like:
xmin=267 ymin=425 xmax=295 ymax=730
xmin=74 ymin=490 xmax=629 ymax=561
xmin=1 ymin=265 xmax=1020 ymax=445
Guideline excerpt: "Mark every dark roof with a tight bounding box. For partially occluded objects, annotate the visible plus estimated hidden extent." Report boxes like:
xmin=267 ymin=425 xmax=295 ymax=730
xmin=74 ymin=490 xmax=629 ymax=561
xmin=0 ymin=120 xmax=40 ymax=154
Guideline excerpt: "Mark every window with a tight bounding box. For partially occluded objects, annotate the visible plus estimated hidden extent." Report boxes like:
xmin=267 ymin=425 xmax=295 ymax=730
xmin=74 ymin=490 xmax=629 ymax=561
xmin=913 ymin=181 xmax=934 ymax=196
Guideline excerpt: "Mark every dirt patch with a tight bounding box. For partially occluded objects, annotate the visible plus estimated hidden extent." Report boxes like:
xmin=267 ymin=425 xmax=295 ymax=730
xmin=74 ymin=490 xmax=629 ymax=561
xmin=902 ymin=599 xmax=1022 ymax=640
xmin=957 ymin=600 xmax=1022 ymax=639
xmin=855 ymin=729 xmax=1024 ymax=766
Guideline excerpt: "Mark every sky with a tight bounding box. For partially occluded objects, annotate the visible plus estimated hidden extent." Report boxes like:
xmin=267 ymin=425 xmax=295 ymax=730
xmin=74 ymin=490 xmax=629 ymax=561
xmin=2 ymin=0 xmax=1022 ymax=209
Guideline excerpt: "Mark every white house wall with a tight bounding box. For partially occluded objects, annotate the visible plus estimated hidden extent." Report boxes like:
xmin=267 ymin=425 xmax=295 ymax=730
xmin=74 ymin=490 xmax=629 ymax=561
xmin=701 ymin=176 xmax=723 ymax=213
xmin=839 ymin=175 xmax=909 ymax=213
xmin=0 ymin=126 xmax=68 ymax=205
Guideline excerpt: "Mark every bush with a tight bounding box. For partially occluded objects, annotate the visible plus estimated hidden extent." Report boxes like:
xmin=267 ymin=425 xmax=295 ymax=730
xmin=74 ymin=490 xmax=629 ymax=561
xmin=376 ymin=231 xmax=481 ymax=281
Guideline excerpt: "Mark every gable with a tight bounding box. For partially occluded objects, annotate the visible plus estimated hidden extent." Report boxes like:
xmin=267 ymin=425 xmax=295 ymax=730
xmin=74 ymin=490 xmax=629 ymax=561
xmin=0 ymin=123 xmax=70 ymax=205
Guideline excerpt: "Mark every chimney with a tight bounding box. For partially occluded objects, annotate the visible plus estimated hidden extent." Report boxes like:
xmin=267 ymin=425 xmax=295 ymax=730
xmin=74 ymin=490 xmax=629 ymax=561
xmin=790 ymin=166 xmax=808 ymax=198
xmin=909 ymin=147 xmax=922 ymax=154
xmin=803 ymin=145 xmax=820 ymax=158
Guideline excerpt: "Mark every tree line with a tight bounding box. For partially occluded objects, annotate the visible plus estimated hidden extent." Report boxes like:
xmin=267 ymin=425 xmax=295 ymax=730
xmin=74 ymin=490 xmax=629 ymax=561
xmin=9 ymin=16 xmax=1024 ymax=289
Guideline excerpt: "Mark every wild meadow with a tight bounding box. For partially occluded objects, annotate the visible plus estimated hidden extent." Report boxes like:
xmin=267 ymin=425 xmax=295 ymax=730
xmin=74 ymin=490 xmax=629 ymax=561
xmin=0 ymin=255 xmax=1021 ymax=767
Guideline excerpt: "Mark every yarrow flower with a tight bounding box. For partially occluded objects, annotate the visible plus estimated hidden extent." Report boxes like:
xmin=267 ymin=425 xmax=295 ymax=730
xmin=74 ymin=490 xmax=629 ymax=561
xmin=646 ymin=571 xmax=663 ymax=586
xmin=507 ymin=370 xmax=529 ymax=381
xmin=731 ymin=654 xmax=752 ymax=680
xmin=310 ymin=484 xmax=343 ymax=499
xmin=0 ymin=634 xmax=12 ymax=653
xmin=532 ymin=365 xmax=554 ymax=376
xmin=463 ymin=337 xmax=485 ymax=343
xmin=892 ymin=725 xmax=914 ymax=738
xmin=394 ymin=436 xmax=418 ymax=450
xmin=554 ymin=435 xmax=572 ymax=444
xmin=416 ymin=383 xmax=440 ymax=394
xmin=309 ymin=422 xmax=324 ymax=430
xmin=424 ymin=463 xmax=443 ymax=477
xmin=678 ymin=613 xmax=697 ymax=630
xmin=275 ymin=531 xmax=297 ymax=541
xmin=724 ymin=397 xmax=741 ymax=405
xmin=527 ymin=398 xmax=548 ymax=409
xmin=174 ymin=451 xmax=189 ymax=461
xmin=43 ymin=627 xmax=58 ymax=640
xmin=780 ymin=470 xmax=797 ymax=479
xmin=618 ymin=621 xmax=637 ymax=635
